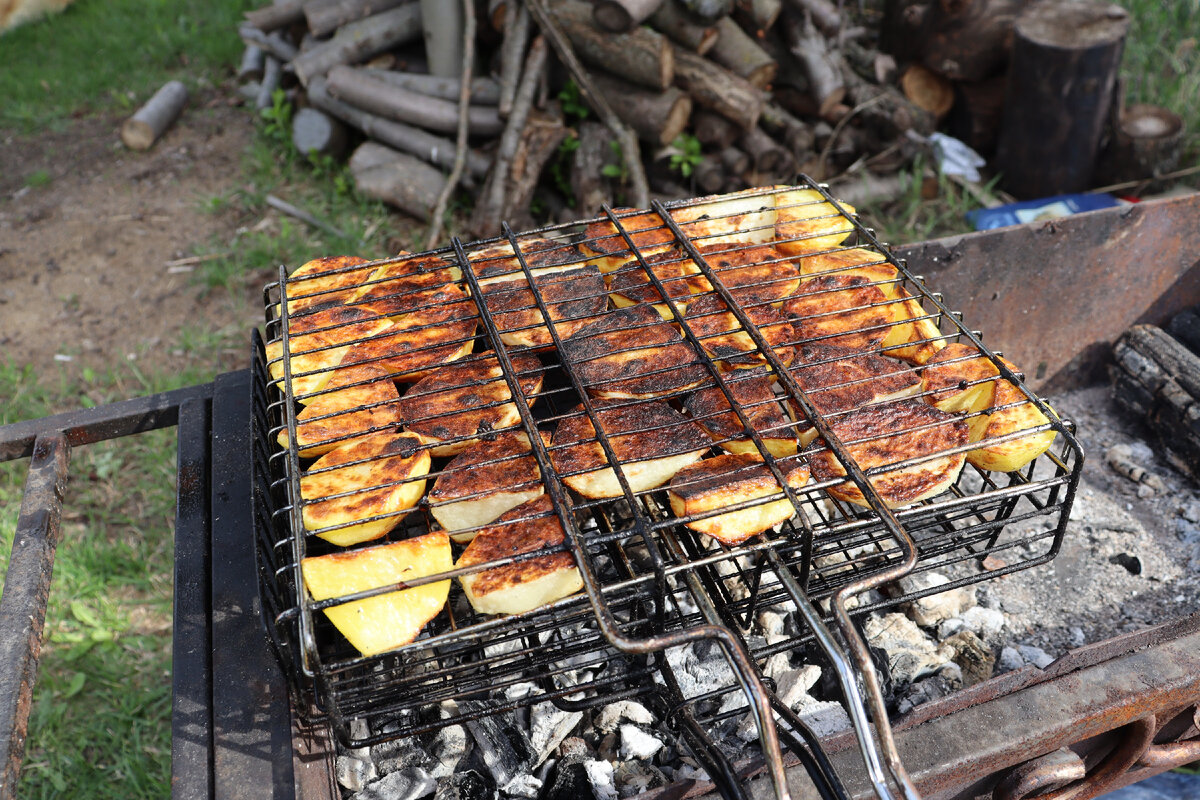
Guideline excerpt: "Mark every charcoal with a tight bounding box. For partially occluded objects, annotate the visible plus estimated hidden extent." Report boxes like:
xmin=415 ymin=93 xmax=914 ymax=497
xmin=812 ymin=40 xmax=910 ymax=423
xmin=940 ymin=630 xmax=995 ymax=687
xmin=429 ymin=723 xmax=470 ymax=780
xmin=895 ymin=670 xmax=957 ymax=715
xmin=529 ymin=702 xmax=583 ymax=766
xmin=437 ymin=770 xmax=497 ymax=800
xmin=352 ymin=767 xmax=437 ymax=800
xmin=338 ymin=754 xmax=377 ymax=792
xmin=1109 ymin=552 xmax=1143 ymax=575
xmin=465 ymin=710 xmax=535 ymax=788
xmin=370 ymin=737 xmax=437 ymax=777
xmin=539 ymin=756 xmax=598 ymax=800
xmin=1167 ymin=309 xmax=1200 ymax=354
xmin=614 ymin=760 xmax=668 ymax=798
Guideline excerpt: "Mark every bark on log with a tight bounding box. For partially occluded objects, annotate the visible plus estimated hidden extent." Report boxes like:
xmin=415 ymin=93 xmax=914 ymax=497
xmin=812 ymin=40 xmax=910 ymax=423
xmin=679 ymin=0 xmax=733 ymax=22
xmin=122 ymin=81 xmax=190 ymax=151
xmin=739 ymin=125 xmax=794 ymax=175
xmin=693 ymin=154 xmax=726 ymax=193
xmin=292 ymin=3 xmax=423 ymax=85
xmin=593 ymin=0 xmax=665 ymax=32
xmin=420 ymin=0 xmax=464 ymax=76
xmin=591 ymin=72 xmax=693 ymax=146
xmin=238 ymin=44 xmax=267 ymax=82
xmin=504 ymin=108 xmax=569 ymax=230
xmin=779 ymin=9 xmax=844 ymax=118
xmin=238 ymin=24 xmax=299 ymax=63
xmin=350 ymin=142 xmax=448 ymax=222
xmin=919 ymin=0 xmax=1032 ymax=82
xmin=709 ymin=16 xmax=778 ymax=89
xmin=899 ymin=63 xmax=953 ymax=119
xmin=879 ymin=0 xmax=928 ymax=63
xmin=649 ymin=1 xmax=719 ymax=55
xmin=487 ymin=0 xmax=508 ymax=30
xmin=326 ymin=65 xmax=504 ymax=135
xmin=840 ymin=60 xmax=936 ymax=139
xmin=497 ymin=0 xmax=531 ymax=116
xmin=993 ymin=0 xmax=1130 ymax=199
xmin=672 ymin=46 xmax=763 ymax=130
xmin=255 ymin=55 xmax=283 ymax=111
xmin=692 ymin=108 xmax=742 ymax=148
xmin=783 ymin=0 xmax=839 ymax=35
xmin=736 ymin=0 xmax=782 ymax=33
xmin=718 ymin=146 xmax=750 ymax=176
xmin=245 ymin=0 xmax=305 ymax=32
xmin=548 ymin=0 xmax=674 ymax=90
xmin=303 ymin=0 xmax=409 ymax=37
xmin=292 ymin=106 xmax=350 ymax=158
xmin=944 ymin=74 xmax=1005 ymax=156
xmin=308 ymin=76 xmax=492 ymax=178
xmin=360 ymin=68 xmax=501 ymax=104
xmin=760 ymin=101 xmax=815 ymax=159
xmin=572 ymin=120 xmax=615 ymax=217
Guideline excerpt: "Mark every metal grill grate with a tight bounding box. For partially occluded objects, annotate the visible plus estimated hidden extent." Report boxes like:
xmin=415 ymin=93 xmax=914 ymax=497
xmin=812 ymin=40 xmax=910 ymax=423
xmin=252 ymin=180 xmax=1083 ymax=800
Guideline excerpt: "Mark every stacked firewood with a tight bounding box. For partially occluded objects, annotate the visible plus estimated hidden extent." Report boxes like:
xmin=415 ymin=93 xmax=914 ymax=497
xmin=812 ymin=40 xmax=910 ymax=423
xmin=237 ymin=0 xmax=940 ymax=239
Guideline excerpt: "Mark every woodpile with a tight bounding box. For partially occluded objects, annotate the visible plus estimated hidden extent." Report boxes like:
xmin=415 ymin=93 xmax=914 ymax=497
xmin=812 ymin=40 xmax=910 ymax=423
xmin=236 ymin=0 xmax=950 ymax=238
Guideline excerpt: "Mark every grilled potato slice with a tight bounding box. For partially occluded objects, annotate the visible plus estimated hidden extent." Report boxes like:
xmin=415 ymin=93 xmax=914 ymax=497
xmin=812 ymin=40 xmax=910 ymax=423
xmin=457 ymin=495 xmax=583 ymax=615
xmin=338 ymin=283 xmax=478 ymax=381
xmin=301 ymin=531 xmax=452 ymax=656
xmin=668 ymin=453 xmax=810 ymax=544
xmin=347 ymin=252 xmax=462 ymax=317
xmin=886 ymin=288 xmax=946 ymax=364
xmin=784 ymin=273 xmax=908 ymax=352
xmin=790 ymin=344 xmax=923 ymax=446
xmin=684 ymin=292 xmax=797 ymax=369
xmin=280 ymin=255 xmax=374 ymax=315
xmin=685 ymin=369 xmax=799 ymax=458
xmin=921 ymin=343 xmax=1000 ymax=416
xmin=266 ymin=304 xmax=394 ymax=398
xmin=798 ymin=247 xmax=889 ymax=278
xmin=806 ymin=399 xmax=968 ymax=509
xmin=607 ymin=248 xmax=713 ymax=318
xmin=479 ymin=265 xmax=608 ymax=349
xmin=773 ymin=188 xmax=857 ymax=258
xmin=399 ymin=351 xmax=544 ymax=457
xmin=697 ymin=243 xmax=802 ymax=305
xmin=300 ymin=432 xmax=431 ymax=547
xmin=551 ymin=399 xmax=711 ymax=498
xmin=967 ymin=362 xmax=1057 ymax=472
xmin=467 ymin=237 xmax=585 ymax=286
xmin=560 ymin=303 xmax=708 ymax=399
xmin=277 ymin=364 xmax=403 ymax=458
xmin=428 ymin=431 xmax=549 ymax=542
xmin=580 ymin=209 xmax=678 ymax=274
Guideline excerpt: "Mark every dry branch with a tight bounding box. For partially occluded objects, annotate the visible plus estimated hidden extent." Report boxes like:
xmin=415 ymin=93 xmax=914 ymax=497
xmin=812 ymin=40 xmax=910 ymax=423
xmin=497 ymin=0 xmax=531 ymax=116
xmin=736 ymin=0 xmax=782 ymax=33
xmin=672 ymin=46 xmax=763 ymax=130
xmin=571 ymin=120 xmax=616 ymax=217
xmin=304 ymin=0 xmax=410 ymax=37
xmin=245 ymin=0 xmax=305 ymax=32
xmin=593 ymin=0 xmax=665 ymax=32
xmin=591 ymin=72 xmax=693 ymax=146
xmin=238 ymin=44 xmax=267 ymax=82
xmin=709 ymin=16 xmax=777 ymax=89
xmin=547 ymin=0 xmax=674 ymax=91
xmin=326 ymin=65 xmax=503 ymax=135
xmin=360 ymin=68 xmax=501 ymax=104
xmin=421 ymin=0 xmax=464 ymax=76
xmin=239 ymin=24 xmax=300 ymax=63
xmin=780 ymin=9 xmax=844 ymax=118
xmin=783 ymin=0 xmax=839 ymax=36
xmin=649 ymin=1 xmax=719 ymax=54
xmin=428 ymin=0 xmax=476 ymax=247
xmin=292 ymin=3 xmax=423 ymax=84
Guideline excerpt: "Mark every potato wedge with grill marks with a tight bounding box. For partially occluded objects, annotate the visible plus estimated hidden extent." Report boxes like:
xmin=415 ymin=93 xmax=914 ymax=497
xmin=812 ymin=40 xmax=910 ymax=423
xmin=697 ymin=243 xmax=802 ymax=305
xmin=560 ymin=303 xmax=708 ymax=399
xmin=606 ymin=248 xmax=712 ymax=318
xmin=773 ymin=188 xmax=857 ymax=258
xmin=267 ymin=303 xmax=394 ymax=398
xmin=301 ymin=530 xmax=452 ymax=656
xmin=428 ymin=431 xmax=549 ymax=542
xmin=467 ymin=237 xmax=586 ymax=286
xmin=479 ymin=265 xmax=609 ymax=350
xmin=281 ymin=255 xmax=374 ymax=315
xmin=684 ymin=292 xmax=797 ymax=369
xmin=685 ymin=369 xmax=799 ymax=458
xmin=551 ymin=400 xmax=711 ymax=498
xmin=886 ymin=288 xmax=946 ymax=364
xmin=784 ymin=273 xmax=909 ymax=352
xmin=669 ymin=453 xmax=810 ymax=544
xmin=920 ymin=343 xmax=1001 ymax=416
xmin=967 ymin=360 xmax=1057 ymax=472
xmin=300 ymin=431 xmax=431 ymax=547
xmin=277 ymin=364 xmax=403 ymax=458
xmin=806 ymin=399 xmax=968 ymax=509
xmin=399 ymin=352 xmax=544 ymax=457
xmin=347 ymin=252 xmax=461 ymax=316
xmin=457 ymin=495 xmax=583 ymax=616
xmin=798 ymin=247 xmax=889 ymax=278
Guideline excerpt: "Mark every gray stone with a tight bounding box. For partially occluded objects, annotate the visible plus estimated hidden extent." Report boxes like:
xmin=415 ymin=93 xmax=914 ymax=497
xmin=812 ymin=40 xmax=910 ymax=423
xmin=1017 ymin=644 xmax=1055 ymax=669
xmin=894 ymin=572 xmax=976 ymax=627
xmin=337 ymin=755 xmax=377 ymax=792
xmin=863 ymin=613 xmax=954 ymax=686
xmin=996 ymin=645 xmax=1025 ymax=673
xmin=958 ymin=606 xmax=1006 ymax=640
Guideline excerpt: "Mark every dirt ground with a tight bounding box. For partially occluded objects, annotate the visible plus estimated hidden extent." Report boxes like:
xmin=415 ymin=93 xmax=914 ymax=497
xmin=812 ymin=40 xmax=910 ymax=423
xmin=0 ymin=97 xmax=268 ymax=378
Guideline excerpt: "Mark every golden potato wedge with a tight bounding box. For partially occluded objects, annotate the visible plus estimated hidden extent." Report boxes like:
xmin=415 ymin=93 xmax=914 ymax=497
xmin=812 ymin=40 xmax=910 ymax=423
xmin=300 ymin=432 xmax=431 ymax=547
xmin=280 ymin=255 xmax=374 ymax=316
xmin=920 ymin=343 xmax=1000 ymax=416
xmin=551 ymin=400 xmax=711 ymax=498
xmin=606 ymin=248 xmax=713 ymax=318
xmin=457 ymin=495 xmax=583 ymax=616
xmin=266 ymin=304 xmax=394 ymax=398
xmin=685 ymin=368 xmax=799 ymax=458
xmin=684 ymin=291 xmax=797 ymax=369
xmin=479 ymin=265 xmax=609 ymax=349
xmin=559 ymin=303 xmax=709 ymax=399
xmin=798 ymin=247 xmax=889 ymax=278
xmin=277 ymin=364 xmax=403 ymax=458
xmin=697 ymin=243 xmax=802 ymax=305
xmin=806 ymin=399 xmax=968 ymax=509
xmin=669 ymin=453 xmax=810 ymax=544
xmin=428 ymin=431 xmax=549 ymax=542
xmin=773 ymin=188 xmax=857 ymax=258
xmin=884 ymin=288 xmax=946 ymax=364
xmin=967 ymin=364 xmax=1057 ymax=472
xmin=399 ymin=352 xmax=544 ymax=457
xmin=784 ymin=273 xmax=908 ymax=352
xmin=301 ymin=530 xmax=452 ymax=656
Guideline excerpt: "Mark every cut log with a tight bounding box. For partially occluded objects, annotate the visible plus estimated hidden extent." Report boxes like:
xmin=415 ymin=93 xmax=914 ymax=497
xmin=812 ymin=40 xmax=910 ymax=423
xmin=593 ymin=0 xmax=665 ymax=32
xmin=679 ymin=0 xmax=733 ymax=22
xmin=238 ymin=44 xmax=267 ymax=82
xmin=292 ymin=3 xmax=423 ymax=85
xmin=879 ymin=0 xmax=929 ymax=63
xmin=649 ymin=1 xmax=719 ymax=55
xmin=572 ymin=120 xmax=616 ymax=217
xmin=255 ymin=55 xmax=283 ymax=110
xmin=739 ymin=125 xmax=794 ymax=175
xmin=708 ymin=16 xmax=777 ymax=89
xmin=718 ymin=146 xmax=750 ymax=176
xmin=503 ymin=108 xmax=569 ymax=230
xmin=547 ymin=0 xmax=674 ymax=91
xmin=238 ymin=24 xmax=299 ymax=63
xmin=919 ymin=0 xmax=1033 ymax=83
xmin=899 ymin=63 xmax=954 ymax=119
xmin=760 ymin=101 xmax=814 ymax=159
xmin=779 ymin=9 xmax=844 ymax=118
xmin=591 ymin=72 xmax=692 ymax=146
xmin=693 ymin=154 xmax=726 ymax=193
xmin=496 ymin=0 xmax=531 ymax=116
xmin=427 ymin=0 xmax=477 ymax=247
xmin=783 ymin=0 xmax=839 ymax=35
xmin=420 ymin=0 xmax=464 ymax=76
xmin=692 ymin=108 xmax=742 ymax=149
xmin=1095 ymin=104 xmax=1185 ymax=191
xmin=992 ymin=0 xmax=1130 ymax=199
xmin=944 ymin=73 xmax=1006 ymax=156
xmin=672 ymin=46 xmax=763 ymax=130
xmin=122 ymin=80 xmax=189 ymax=151
xmin=326 ymin=65 xmax=504 ymax=135
xmin=292 ymin=106 xmax=350 ymax=159
xmin=840 ymin=60 xmax=936 ymax=139
xmin=736 ymin=0 xmax=782 ymax=33
xmin=487 ymin=0 xmax=508 ymax=30
xmin=308 ymin=76 xmax=492 ymax=178
xmin=245 ymin=0 xmax=305 ymax=32
xmin=360 ymin=68 xmax=501 ymax=104
xmin=304 ymin=0 xmax=410 ymax=37
xmin=350 ymin=142 xmax=448 ymax=222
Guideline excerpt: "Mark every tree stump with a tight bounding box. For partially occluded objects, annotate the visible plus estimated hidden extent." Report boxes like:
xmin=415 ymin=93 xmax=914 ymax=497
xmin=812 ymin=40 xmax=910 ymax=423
xmin=992 ymin=1 xmax=1130 ymax=199
xmin=1095 ymin=104 xmax=1185 ymax=191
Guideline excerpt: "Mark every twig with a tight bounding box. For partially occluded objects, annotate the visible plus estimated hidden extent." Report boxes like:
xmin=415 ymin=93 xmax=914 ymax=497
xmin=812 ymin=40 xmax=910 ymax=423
xmin=427 ymin=0 xmax=477 ymax=249
xmin=164 ymin=253 xmax=230 ymax=268
xmin=266 ymin=194 xmax=347 ymax=239
xmin=1088 ymin=163 xmax=1200 ymax=196
xmin=497 ymin=1 xmax=531 ymax=118
xmin=817 ymin=92 xmax=884 ymax=177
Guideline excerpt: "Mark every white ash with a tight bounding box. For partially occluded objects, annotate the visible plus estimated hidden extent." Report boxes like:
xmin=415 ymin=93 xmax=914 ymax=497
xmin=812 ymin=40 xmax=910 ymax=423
xmin=889 ymin=572 xmax=976 ymax=627
xmin=583 ymin=759 xmax=619 ymax=800
xmin=529 ymin=702 xmax=583 ymax=767
xmin=501 ymin=774 xmax=542 ymax=798
xmin=863 ymin=613 xmax=955 ymax=687
xmin=337 ymin=754 xmax=377 ymax=793
xmin=594 ymin=701 xmax=655 ymax=734
xmin=614 ymin=759 xmax=669 ymax=798
xmin=350 ymin=767 xmax=437 ymax=800
xmin=618 ymin=724 xmax=665 ymax=760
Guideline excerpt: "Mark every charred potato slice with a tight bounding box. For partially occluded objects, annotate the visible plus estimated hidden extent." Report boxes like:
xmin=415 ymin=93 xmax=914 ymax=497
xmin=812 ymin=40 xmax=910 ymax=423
xmin=580 ymin=209 xmax=677 ymax=274
xmin=798 ymin=247 xmax=889 ymax=278
xmin=347 ymin=252 xmax=461 ymax=316
xmin=280 ymin=255 xmax=374 ymax=315
xmin=967 ymin=361 xmax=1057 ymax=472
xmin=551 ymin=399 xmax=711 ymax=498
xmin=606 ymin=248 xmax=712 ymax=318
xmin=921 ymin=343 xmax=1000 ymax=416
xmin=278 ymin=364 xmax=403 ymax=458
xmin=428 ymin=432 xmax=549 ymax=542
xmin=784 ymin=273 xmax=908 ymax=352
xmin=301 ymin=531 xmax=452 ymax=656
xmin=806 ymin=399 xmax=968 ymax=509
xmin=668 ymin=453 xmax=810 ymax=544
xmin=773 ymin=188 xmax=857 ymax=258
xmin=456 ymin=495 xmax=583 ymax=615
xmin=560 ymin=303 xmax=708 ymax=399
xmin=266 ymin=304 xmax=394 ymax=398
xmin=684 ymin=292 xmax=797 ymax=369
xmin=399 ymin=352 xmax=544 ymax=457
xmin=685 ymin=369 xmax=799 ymax=458
xmin=467 ymin=237 xmax=585 ymax=286
xmin=479 ymin=265 xmax=609 ymax=350
xmin=300 ymin=432 xmax=431 ymax=547
xmin=697 ymin=243 xmax=802 ymax=305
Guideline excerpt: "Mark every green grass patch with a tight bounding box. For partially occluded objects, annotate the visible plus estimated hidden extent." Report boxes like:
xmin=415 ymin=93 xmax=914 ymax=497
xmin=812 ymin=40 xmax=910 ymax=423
xmin=0 ymin=0 xmax=258 ymax=132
